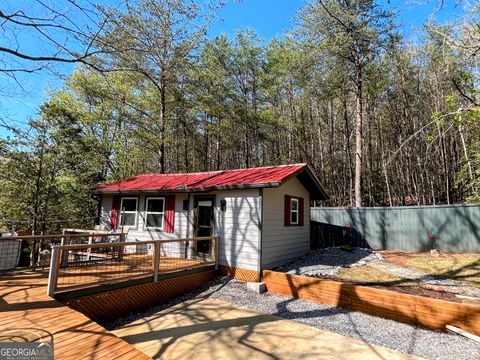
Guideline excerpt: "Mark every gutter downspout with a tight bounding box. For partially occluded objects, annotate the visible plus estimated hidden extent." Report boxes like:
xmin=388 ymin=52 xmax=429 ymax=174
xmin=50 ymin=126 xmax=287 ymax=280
xmin=257 ymin=188 xmax=263 ymax=282
xmin=185 ymin=192 xmax=191 ymax=259
xmin=186 ymin=192 xmax=191 ymax=238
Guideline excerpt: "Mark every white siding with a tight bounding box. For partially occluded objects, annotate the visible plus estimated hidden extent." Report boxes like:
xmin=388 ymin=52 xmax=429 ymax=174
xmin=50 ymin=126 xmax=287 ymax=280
xmin=211 ymin=189 xmax=260 ymax=271
xmin=261 ymin=177 xmax=310 ymax=269
xmin=99 ymin=190 xmax=261 ymax=270
xmin=128 ymin=193 xmax=189 ymax=241
xmin=99 ymin=194 xmax=113 ymax=229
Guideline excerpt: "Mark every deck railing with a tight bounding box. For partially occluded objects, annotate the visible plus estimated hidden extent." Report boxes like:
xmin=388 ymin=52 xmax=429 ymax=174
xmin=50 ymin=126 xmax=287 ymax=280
xmin=47 ymin=237 xmax=218 ymax=296
xmin=0 ymin=232 xmax=124 ymax=272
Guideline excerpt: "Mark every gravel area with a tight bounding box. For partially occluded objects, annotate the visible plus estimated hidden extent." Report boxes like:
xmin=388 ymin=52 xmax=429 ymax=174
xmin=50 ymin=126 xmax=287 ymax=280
xmin=105 ymin=277 xmax=480 ymax=360
xmin=277 ymin=247 xmax=382 ymax=276
xmin=277 ymin=247 xmax=480 ymax=298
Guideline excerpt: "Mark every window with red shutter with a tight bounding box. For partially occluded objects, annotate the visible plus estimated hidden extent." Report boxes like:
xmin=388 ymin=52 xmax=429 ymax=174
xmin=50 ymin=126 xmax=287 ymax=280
xmin=145 ymin=197 xmax=165 ymax=229
xmin=143 ymin=195 xmax=175 ymax=232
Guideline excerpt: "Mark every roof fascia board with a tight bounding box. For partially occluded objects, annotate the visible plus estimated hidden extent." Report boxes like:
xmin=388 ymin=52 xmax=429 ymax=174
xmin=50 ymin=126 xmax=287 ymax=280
xmin=276 ymin=164 xmax=329 ymax=200
xmin=304 ymin=165 xmax=329 ymax=199
xmin=91 ymin=181 xmax=282 ymax=195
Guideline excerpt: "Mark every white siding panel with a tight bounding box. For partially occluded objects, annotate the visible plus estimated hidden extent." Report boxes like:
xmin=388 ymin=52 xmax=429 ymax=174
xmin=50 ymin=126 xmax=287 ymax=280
xmin=99 ymin=190 xmax=261 ymax=270
xmin=126 ymin=194 xmax=189 ymax=256
xmin=212 ymin=189 xmax=260 ymax=271
xmin=262 ymin=177 xmax=310 ymax=269
xmin=99 ymin=194 xmax=113 ymax=229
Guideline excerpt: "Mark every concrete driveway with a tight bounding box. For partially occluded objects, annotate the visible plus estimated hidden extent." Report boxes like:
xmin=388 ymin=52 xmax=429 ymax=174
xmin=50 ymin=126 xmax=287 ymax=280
xmin=112 ymin=298 xmax=420 ymax=360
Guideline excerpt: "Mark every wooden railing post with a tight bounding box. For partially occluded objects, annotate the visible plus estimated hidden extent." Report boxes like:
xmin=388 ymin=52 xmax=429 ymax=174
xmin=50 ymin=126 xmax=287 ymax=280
xmin=153 ymin=241 xmax=160 ymax=282
xmin=61 ymin=234 xmax=70 ymax=267
xmin=118 ymin=232 xmax=125 ymax=261
xmin=47 ymin=246 xmax=61 ymax=297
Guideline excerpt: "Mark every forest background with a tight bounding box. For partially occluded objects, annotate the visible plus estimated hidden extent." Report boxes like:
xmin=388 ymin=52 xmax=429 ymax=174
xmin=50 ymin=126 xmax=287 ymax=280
xmin=0 ymin=0 xmax=478 ymax=233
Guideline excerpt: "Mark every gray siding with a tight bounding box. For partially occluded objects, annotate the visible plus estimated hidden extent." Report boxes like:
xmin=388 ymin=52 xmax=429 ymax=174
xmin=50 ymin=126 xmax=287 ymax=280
xmin=261 ymin=177 xmax=310 ymax=269
xmin=311 ymin=204 xmax=480 ymax=252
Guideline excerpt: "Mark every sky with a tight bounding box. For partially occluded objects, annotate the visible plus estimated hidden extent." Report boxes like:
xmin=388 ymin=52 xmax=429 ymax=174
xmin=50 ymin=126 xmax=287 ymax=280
xmin=0 ymin=0 xmax=467 ymax=138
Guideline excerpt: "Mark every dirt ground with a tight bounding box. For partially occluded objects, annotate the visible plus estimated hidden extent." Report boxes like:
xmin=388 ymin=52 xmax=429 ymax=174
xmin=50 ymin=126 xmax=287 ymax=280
xmin=378 ymin=250 xmax=480 ymax=268
xmin=370 ymin=251 xmax=480 ymax=303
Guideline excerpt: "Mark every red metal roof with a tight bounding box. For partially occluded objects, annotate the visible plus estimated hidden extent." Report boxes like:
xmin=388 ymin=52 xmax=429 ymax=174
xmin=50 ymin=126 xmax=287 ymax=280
xmin=94 ymin=163 xmax=311 ymax=193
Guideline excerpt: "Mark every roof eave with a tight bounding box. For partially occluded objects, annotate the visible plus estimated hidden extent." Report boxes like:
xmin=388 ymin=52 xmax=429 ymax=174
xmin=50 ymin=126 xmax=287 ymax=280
xmin=304 ymin=165 xmax=329 ymax=200
xmin=91 ymin=181 xmax=283 ymax=195
xmin=277 ymin=164 xmax=329 ymax=200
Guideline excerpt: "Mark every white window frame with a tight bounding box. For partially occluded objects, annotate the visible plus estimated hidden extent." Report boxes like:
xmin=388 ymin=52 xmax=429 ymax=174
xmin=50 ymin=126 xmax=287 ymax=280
xmin=119 ymin=197 xmax=138 ymax=229
xmin=290 ymin=198 xmax=299 ymax=225
xmin=144 ymin=197 xmax=166 ymax=230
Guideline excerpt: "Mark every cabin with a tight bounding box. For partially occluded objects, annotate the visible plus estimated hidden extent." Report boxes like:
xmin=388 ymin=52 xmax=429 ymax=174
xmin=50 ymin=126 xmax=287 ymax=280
xmin=93 ymin=163 xmax=327 ymax=281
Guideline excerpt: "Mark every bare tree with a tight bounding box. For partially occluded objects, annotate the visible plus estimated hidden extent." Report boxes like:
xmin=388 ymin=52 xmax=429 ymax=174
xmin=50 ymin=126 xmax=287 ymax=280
xmin=0 ymin=0 xmax=117 ymax=83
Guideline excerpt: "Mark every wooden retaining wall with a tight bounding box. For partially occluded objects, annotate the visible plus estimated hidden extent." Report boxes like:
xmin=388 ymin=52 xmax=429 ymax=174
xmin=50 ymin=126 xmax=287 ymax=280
xmin=263 ymin=270 xmax=480 ymax=335
xmin=64 ymin=270 xmax=215 ymax=323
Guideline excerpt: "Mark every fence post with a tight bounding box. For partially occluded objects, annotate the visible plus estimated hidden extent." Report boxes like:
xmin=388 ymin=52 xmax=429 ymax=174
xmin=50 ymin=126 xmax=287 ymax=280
xmin=47 ymin=246 xmax=61 ymax=297
xmin=153 ymin=241 xmax=160 ymax=282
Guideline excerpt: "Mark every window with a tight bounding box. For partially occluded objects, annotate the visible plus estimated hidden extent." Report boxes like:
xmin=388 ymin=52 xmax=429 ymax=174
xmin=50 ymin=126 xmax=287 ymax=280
xmin=119 ymin=197 xmax=138 ymax=228
xmin=284 ymin=195 xmax=304 ymax=227
xmin=290 ymin=198 xmax=299 ymax=225
xmin=145 ymin=197 xmax=165 ymax=229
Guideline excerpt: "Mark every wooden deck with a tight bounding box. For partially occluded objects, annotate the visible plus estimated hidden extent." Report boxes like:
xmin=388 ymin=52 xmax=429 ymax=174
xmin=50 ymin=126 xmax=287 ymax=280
xmin=56 ymin=255 xmax=210 ymax=292
xmin=0 ymin=270 xmax=151 ymax=359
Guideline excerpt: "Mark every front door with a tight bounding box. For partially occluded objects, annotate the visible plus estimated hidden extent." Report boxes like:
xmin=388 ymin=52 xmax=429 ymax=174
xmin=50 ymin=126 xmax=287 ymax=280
xmin=194 ymin=196 xmax=214 ymax=253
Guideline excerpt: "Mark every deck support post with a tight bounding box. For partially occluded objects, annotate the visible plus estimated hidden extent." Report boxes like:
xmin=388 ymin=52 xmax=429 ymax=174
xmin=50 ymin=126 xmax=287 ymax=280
xmin=47 ymin=246 xmax=61 ymax=297
xmin=153 ymin=241 xmax=160 ymax=282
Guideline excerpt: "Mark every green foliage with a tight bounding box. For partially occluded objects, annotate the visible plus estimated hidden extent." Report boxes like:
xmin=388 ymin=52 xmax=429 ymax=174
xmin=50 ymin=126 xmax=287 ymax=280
xmin=1 ymin=0 xmax=480 ymax=230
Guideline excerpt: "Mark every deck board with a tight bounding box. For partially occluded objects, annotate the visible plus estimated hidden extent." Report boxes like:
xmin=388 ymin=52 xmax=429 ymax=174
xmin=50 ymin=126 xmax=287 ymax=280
xmin=0 ymin=270 xmax=151 ymax=360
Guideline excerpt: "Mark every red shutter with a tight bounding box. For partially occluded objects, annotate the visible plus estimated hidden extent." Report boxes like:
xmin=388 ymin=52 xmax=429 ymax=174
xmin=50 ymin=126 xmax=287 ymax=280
xmin=284 ymin=195 xmax=291 ymax=226
xmin=110 ymin=195 xmax=120 ymax=229
xmin=164 ymin=195 xmax=176 ymax=233
xmin=299 ymin=197 xmax=304 ymax=226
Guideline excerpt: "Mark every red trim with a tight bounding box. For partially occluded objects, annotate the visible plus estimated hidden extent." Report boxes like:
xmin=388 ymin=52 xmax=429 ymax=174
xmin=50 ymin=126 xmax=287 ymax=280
xmin=110 ymin=195 xmax=120 ymax=229
xmin=299 ymin=197 xmax=304 ymax=226
xmin=164 ymin=195 xmax=175 ymax=233
xmin=284 ymin=195 xmax=291 ymax=226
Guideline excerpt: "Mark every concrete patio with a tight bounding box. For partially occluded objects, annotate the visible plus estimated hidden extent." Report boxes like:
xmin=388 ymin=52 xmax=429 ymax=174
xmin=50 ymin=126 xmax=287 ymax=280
xmin=112 ymin=297 xmax=419 ymax=360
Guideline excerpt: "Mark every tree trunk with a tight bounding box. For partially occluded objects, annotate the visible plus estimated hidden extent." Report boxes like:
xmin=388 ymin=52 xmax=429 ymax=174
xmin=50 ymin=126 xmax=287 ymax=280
xmin=354 ymin=57 xmax=363 ymax=207
xmin=159 ymin=82 xmax=166 ymax=174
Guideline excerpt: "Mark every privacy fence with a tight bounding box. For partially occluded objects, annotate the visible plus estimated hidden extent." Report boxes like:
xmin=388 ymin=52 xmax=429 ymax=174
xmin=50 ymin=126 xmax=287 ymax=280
xmin=311 ymin=204 xmax=480 ymax=252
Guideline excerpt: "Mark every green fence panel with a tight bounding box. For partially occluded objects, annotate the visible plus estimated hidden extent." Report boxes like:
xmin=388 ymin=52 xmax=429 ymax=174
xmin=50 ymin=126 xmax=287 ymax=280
xmin=310 ymin=204 xmax=480 ymax=252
